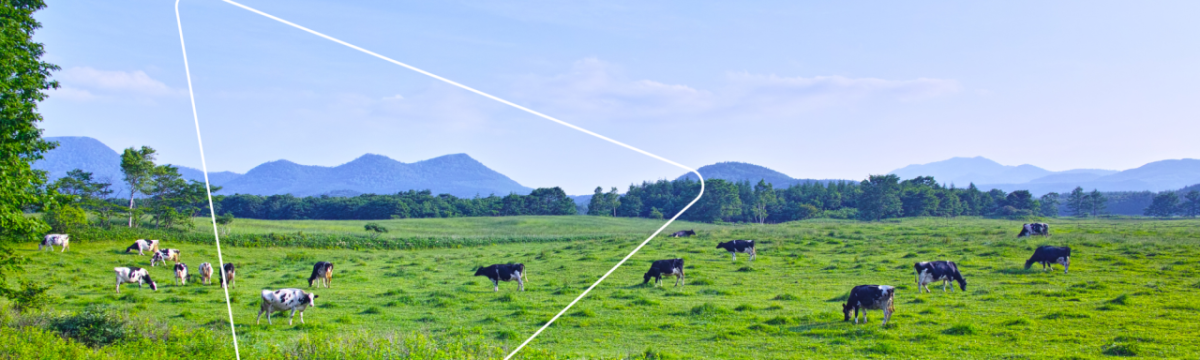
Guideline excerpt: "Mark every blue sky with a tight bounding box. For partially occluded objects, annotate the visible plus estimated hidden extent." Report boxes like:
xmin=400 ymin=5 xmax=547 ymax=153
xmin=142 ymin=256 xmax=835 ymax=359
xmin=35 ymin=0 xmax=1200 ymax=194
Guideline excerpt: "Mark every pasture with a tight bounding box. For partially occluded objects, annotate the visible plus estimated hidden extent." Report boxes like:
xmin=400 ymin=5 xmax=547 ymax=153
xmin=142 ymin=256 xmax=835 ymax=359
xmin=6 ymin=216 xmax=1200 ymax=359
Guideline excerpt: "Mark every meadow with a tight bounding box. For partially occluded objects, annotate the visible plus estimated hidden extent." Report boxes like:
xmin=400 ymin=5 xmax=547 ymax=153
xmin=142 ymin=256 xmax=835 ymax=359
xmin=4 ymin=216 xmax=1200 ymax=359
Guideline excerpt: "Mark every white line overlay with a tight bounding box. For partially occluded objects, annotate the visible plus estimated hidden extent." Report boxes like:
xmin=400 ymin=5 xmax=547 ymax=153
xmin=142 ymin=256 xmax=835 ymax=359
xmin=188 ymin=1 xmax=707 ymax=358
xmin=174 ymin=2 xmax=241 ymax=360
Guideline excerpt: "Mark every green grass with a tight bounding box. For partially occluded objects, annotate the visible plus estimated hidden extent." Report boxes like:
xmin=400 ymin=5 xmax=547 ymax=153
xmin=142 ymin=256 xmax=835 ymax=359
xmin=6 ymin=216 xmax=1200 ymax=358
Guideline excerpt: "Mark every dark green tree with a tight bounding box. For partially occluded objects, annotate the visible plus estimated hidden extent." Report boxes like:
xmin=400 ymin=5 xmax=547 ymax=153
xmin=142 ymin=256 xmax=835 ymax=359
xmin=587 ymin=187 xmax=610 ymax=216
xmin=1039 ymin=192 xmax=1060 ymax=217
xmin=1184 ymin=191 xmax=1200 ymax=218
xmin=1065 ymin=187 xmax=1087 ymax=217
xmin=120 ymin=146 xmax=156 ymax=227
xmin=0 ymin=0 xmax=59 ymax=287
xmin=750 ymin=180 xmax=777 ymax=224
xmin=858 ymin=175 xmax=902 ymax=220
xmin=1086 ymin=189 xmax=1108 ymax=217
xmin=1144 ymin=191 xmax=1179 ymax=218
xmin=52 ymin=169 xmax=115 ymax=226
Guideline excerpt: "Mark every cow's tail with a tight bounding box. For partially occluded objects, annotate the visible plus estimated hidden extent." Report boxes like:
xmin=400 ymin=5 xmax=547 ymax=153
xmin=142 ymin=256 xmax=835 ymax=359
xmin=521 ymin=264 xmax=528 ymax=282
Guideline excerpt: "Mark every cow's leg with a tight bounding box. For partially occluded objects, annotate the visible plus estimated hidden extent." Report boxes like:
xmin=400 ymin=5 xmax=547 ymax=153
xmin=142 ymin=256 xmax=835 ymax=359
xmin=518 ymin=277 xmax=525 ymax=292
xmin=730 ymin=252 xmax=736 ymax=261
xmin=750 ymin=248 xmax=756 ymax=261
xmin=257 ymin=309 xmax=264 ymax=325
xmin=674 ymin=274 xmax=682 ymax=287
xmin=882 ymin=308 xmax=892 ymax=326
xmin=493 ymin=279 xmax=499 ymax=292
xmin=299 ymin=310 xmax=304 ymax=324
xmin=61 ymin=243 xmax=67 ymax=253
xmin=943 ymin=280 xmax=949 ymax=292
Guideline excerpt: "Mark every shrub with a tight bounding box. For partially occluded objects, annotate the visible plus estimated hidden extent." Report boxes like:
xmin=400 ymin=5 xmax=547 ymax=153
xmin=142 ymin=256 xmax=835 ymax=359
xmin=43 ymin=205 xmax=87 ymax=233
xmin=51 ymin=305 xmax=127 ymax=347
xmin=2 ymin=280 xmax=56 ymax=313
xmin=1101 ymin=342 xmax=1138 ymax=356
xmin=942 ymin=324 xmax=976 ymax=335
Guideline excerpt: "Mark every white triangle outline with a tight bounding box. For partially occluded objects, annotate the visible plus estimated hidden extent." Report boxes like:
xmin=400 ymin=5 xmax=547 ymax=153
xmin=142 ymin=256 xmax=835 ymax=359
xmin=176 ymin=1 xmax=706 ymax=359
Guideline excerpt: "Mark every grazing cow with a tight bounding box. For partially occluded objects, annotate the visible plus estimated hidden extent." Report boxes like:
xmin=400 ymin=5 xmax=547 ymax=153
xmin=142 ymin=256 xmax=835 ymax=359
xmin=150 ymin=249 xmax=180 ymax=266
xmin=220 ymin=263 xmax=236 ymax=288
xmin=39 ymin=234 xmax=69 ymax=252
xmin=174 ymin=263 xmax=189 ymax=285
xmin=199 ymin=262 xmax=214 ymax=285
xmin=474 ymin=263 xmax=526 ymax=292
xmin=1017 ymin=223 xmax=1050 ymax=237
xmin=114 ymin=267 xmax=157 ymax=293
xmin=842 ymin=285 xmax=895 ymax=326
xmin=716 ymin=240 xmax=756 ymax=261
xmin=643 ymin=258 xmax=685 ymax=287
xmin=670 ymin=230 xmax=696 ymax=238
xmin=257 ymin=288 xmax=318 ymax=325
xmin=1025 ymin=246 xmax=1071 ymax=274
xmin=125 ymin=239 xmax=160 ymax=255
xmin=914 ymin=261 xmax=967 ymax=293
xmin=308 ymin=261 xmax=334 ymax=288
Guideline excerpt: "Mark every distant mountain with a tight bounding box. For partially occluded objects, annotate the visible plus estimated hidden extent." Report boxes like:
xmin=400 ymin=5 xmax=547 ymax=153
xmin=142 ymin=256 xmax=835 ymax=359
xmin=217 ymin=153 xmax=532 ymax=198
xmin=34 ymin=136 xmax=532 ymax=198
xmin=892 ymin=156 xmax=1200 ymax=195
xmin=676 ymin=161 xmax=841 ymax=187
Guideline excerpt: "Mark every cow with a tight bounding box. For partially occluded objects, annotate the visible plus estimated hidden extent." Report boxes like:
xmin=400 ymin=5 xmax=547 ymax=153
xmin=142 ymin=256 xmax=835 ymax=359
xmin=150 ymin=249 xmax=180 ymax=266
xmin=1017 ymin=223 xmax=1050 ymax=237
xmin=220 ymin=263 xmax=236 ymax=288
xmin=174 ymin=263 xmax=189 ymax=285
xmin=39 ymin=234 xmax=69 ymax=252
xmin=114 ymin=267 xmax=157 ymax=293
xmin=308 ymin=261 xmax=333 ymax=288
xmin=842 ymin=285 xmax=895 ymax=326
xmin=716 ymin=240 xmax=756 ymax=261
xmin=670 ymin=230 xmax=696 ymax=238
xmin=125 ymin=239 xmax=160 ymax=255
xmin=643 ymin=258 xmax=685 ymax=287
xmin=914 ymin=261 xmax=966 ymax=293
xmin=256 ymin=288 xmax=318 ymax=325
xmin=1025 ymin=246 xmax=1071 ymax=274
xmin=199 ymin=262 xmax=214 ymax=285
xmin=474 ymin=263 xmax=526 ymax=292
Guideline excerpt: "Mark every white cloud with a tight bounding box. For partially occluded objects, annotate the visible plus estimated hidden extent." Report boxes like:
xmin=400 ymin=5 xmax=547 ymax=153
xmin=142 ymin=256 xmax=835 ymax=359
xmin=511 ymin=58 xmax=961 ymax=123
xmin=51 ymin=67 xmax=180 ymax=100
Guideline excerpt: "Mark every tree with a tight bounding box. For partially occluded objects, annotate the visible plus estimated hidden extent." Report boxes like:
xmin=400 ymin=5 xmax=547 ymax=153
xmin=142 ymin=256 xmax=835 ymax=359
xmin=43 ymin=205 xmax=86 ymax=233
xmin=120 ymin=146 xmax=156 ymax=227
xmin=0 ymin=0 xmax=59 ymax=288
xmin=1184 ymin=191 xmax=1200 ymax=218
xmin=1039 ymin=192 xmax=1060 ymax=217
xmin=1087 ymin=189 xmax=1108 ymax=217
xmin=1066 ymin=187 xmax=1087 ymax=217
xmin=52 ymin=169 xmax=116 ymax=226
xmin=857 ymin=175 xmax=902 ymax=221
xmin=649 ymin=207 xmax=664 ymax=220
xmin=364 ymin=222 xmax=388 ymax=238
xmin=750 ymin=180 xmax=777 ymax=224
xmin=1144 ymin=191 xmax=1179 ymax=218
xmin=606 ymin=187 xmax=621 ymax=217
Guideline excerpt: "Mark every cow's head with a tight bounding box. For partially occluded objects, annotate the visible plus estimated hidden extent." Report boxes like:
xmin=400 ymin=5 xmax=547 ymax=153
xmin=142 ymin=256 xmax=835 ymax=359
xmin=148 ymin=279 xmax=158 ymax=291
xmin=304 ymin=292 xmax=319 ymax=307
xmin=473 ymin=267 xmax=488 ymax=276
xmin=715 ymin=242 xmax=726 ymax=249
xmin=642 ymin=272 xmax=653 ymax=284
xmin=842 ymin=303 xmax=853 ymax=321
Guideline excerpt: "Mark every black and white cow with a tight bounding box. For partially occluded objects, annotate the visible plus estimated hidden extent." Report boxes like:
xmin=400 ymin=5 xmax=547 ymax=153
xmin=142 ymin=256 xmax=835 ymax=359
xmin=670 ymin=230 xmax=696 ymax=238
xmin=199 ymin=262 xmax=214 ymax=285
xmin=308 ymin=261 xmax=333 ymax=288
xmin=716 ymin=240 xmax=756 ymax=261
xmin=643 ymin=258 xmax=685 ymax=287
xmin=257 ymin=288 xmax=318 ymax=325
xmin=1017 ymin=223 xmax=1050 ymax=237
xmin=474 ymin=263 xmax=526 ymax=292
xmin=1025 ymin=246 xmax=1071 ymax=274
xmin=151 ymin=249 xmax=181 ymax=267
xmin=125 ymin=239 xmax=160 ymax=255
xmin=114 ymin=267 xmax=157 ymax=293
xmin=174 ymin=263 xmax=189 ymax=285
xmin=914 ymin=261 xmax=966 ymax=293
xmin=40 ymin=234 xmax=69 ymax=252
xmin=842 ymin=285 xmax=895 ymax=326
xmin=220 ymin=263 xmax=236 ymax=288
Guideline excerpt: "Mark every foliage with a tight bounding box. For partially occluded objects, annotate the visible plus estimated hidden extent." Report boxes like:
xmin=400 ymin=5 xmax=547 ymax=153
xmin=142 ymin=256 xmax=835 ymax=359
xmin=52 ymin=169 xmax=117 ymax=227
xmin=363 ymin=222 xmax=388 ymax=237
xmin=1 ymin=279 xmax=55 ymax=313
xmin=43 ymin=204 xmax=87 ymax=232
xmin=1144 ymin=191 xmax=1179 ymax=217
xmin=215 ymin=212 xmax=234 ymax=225
xmin=0 ymin=0 xmax=58 ymax=285
xmin=119 ymin=146 xmax=156 ymax=227
xmin=51 ymin=305 xmax=128 ymax=347
xmin=218 ymin=187 xmax=575 ymax=221
xmin=1184 ymin=191 xmax=1200 ymax=217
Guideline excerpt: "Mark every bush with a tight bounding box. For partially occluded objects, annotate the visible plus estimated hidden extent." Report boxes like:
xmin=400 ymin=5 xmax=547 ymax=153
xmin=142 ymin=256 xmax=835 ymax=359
xmin=1101 ymin=342 xmax=1138 ymax=356
xmin=51 ymin=305 xmax=128 ymax=347
xmin=2 ymin=280 xmax=56 ymax=313
xmin=43 ymin=205 xmax=87 ymax=233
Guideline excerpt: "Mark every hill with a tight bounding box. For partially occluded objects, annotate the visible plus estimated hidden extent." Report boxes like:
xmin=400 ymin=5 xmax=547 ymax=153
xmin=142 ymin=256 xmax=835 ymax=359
xmin=33 ymin=137 xmax=532 ymax=198
xmin=675 ymin=161 xmax=839 ymax=187
xmin=217 ymin=153 xmax=532 ymax=197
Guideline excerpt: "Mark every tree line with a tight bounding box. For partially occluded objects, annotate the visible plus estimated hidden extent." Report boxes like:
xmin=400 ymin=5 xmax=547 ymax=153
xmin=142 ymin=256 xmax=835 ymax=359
xmin=215 ymin=187 xmax=577 ymax=220
xmin=586 ymin=175 xmax=1131 ymax=223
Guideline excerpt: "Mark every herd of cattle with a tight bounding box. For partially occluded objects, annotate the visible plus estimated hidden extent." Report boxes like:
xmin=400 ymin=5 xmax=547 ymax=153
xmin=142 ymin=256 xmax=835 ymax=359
xmin=38 ymin=222 xmax=1069 ymax=327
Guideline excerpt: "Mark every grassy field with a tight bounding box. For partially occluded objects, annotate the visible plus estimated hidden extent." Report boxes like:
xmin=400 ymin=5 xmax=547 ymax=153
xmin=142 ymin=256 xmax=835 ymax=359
xmin=6 ymin=216 xmax=1200 ymax=359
